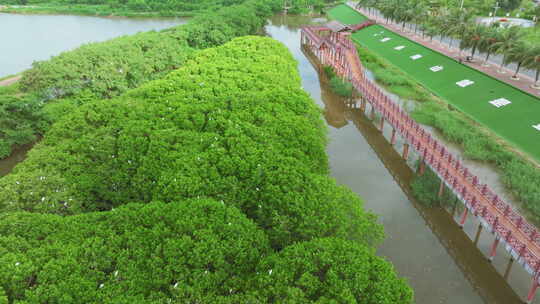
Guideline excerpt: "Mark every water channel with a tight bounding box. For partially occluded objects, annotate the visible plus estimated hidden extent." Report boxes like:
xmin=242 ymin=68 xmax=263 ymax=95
xmin=0 ymin=13 xmax=188 ymax=77
xmin=0 ymin=11 xmax=537 ymax=304
xmin=265 ymin=13 xmax=538 ymax=304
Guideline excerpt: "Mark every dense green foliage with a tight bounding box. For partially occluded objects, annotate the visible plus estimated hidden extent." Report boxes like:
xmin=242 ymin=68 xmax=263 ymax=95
xmin=254 ymin=238 xmax=413 ymax=303
xmin=20 ymin=0 xmax=280 ymax=99
xmin=0 ymin=86 xmax=44 ymax=158
xmin=355 ymin=43 xmax=540 ymax=222
xmin=1 ymin=0 xmax=247 ymax=16
xmin=0 ymin=0 xmax=341 ymax=16
xmin=0 ymin=37 xmax=412 ymax=302
xmin=0 ymin=199 xmax=271 ymax=303
xmin=0 ymin=0 xmax=281 ymax=159
xmin=0 ymin=37 xmax=382 ymax=249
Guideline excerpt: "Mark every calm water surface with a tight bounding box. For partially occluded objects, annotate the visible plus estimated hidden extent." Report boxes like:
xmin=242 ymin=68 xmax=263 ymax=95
xmin=0 ymin=13 xmax=187 ymax=77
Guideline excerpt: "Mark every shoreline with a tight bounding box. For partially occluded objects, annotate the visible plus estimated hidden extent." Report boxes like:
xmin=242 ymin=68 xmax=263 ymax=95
xmin=0 ymin=5 xmax=196 ymax=17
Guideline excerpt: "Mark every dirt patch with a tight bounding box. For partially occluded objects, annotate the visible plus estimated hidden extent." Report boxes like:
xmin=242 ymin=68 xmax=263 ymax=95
xmin=0 ymin=75 xmax=22 ymax=87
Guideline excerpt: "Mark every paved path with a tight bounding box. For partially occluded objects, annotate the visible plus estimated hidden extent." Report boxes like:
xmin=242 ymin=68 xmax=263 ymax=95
xmin=0 ymin=75 xmax=22 ymax=87
xmin=356 ymin=7 xmax=540 ymax=97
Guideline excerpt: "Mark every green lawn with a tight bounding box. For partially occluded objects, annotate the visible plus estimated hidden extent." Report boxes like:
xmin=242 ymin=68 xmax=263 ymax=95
xmin=328 ymin=5 xmax=540 ymax=161
xmin=327 ymin=4 xmax=367 ymax=25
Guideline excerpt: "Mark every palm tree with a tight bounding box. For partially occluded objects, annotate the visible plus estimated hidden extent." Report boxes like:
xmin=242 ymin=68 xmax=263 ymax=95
xmin=460 ymin=24 xmax=488 ymax=61
xmin=490 ymin=26 xmax=526 ymax=73
xmin=477 ymin=28 xmax=499 ymax=66
xmin=505 ymin=42 xmax=531 ymax=79
xmin=524 ymin=45 xmax=540 ymax=88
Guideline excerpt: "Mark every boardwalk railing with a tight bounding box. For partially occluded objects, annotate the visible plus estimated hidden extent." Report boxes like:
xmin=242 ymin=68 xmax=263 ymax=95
xmin=300 ymin=24 xmax=540 ymax=302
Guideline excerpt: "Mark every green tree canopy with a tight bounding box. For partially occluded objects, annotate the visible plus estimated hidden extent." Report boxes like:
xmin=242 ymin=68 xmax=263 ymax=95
xmin=0 ymin=36 xmax=382 ymax=250
xmin=254 ymin=238 xmax=414 ymax=303
xmin=0 ymin=199 xmax=270 ymax=303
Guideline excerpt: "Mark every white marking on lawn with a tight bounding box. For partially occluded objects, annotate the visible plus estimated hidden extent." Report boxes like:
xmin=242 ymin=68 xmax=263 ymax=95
xmin=430 ymin=65 xmax=443 ymax=72
xmin=456 ymin=79 xmax=474 ymax=87
xmin=489 ymin=98 xmax=511 ymax=108
xmin=394 ymin=45 xmax=405 ymax=50
xmin=533 ymin=124 xmax=540 ymax=132
xmin=410 ymin=54 xmax=422 ymax=60
xmin=380 ymin=37 xmax=391 ymax=42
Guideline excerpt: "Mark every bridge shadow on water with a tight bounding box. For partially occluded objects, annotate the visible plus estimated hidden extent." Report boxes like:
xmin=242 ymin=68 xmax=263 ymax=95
xmin=302 ymin=45 xmax=522 ymax=304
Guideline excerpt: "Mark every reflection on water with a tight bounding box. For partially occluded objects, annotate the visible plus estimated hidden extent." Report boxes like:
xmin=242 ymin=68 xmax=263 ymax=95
xmin=265 ymin=13 xmax=530 ymax=304
xmin=0 ymin=13 xmax=188 ymax=77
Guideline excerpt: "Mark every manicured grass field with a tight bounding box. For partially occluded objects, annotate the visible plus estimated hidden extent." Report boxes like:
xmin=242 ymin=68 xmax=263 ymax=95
xmin=328 ymin=5 xmax=540 ymax=161
xmin=327 ymin=4 xmax=367 ymax=25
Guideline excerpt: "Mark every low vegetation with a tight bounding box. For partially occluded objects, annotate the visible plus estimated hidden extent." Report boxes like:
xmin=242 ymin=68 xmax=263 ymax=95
xmin=0 ymin=36 xmax=413 ymax=303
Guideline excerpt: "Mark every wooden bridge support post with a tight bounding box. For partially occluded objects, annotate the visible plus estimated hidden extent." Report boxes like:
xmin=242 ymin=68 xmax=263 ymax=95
xmin=390 ymin=128 xmax=397 ymax=145
xmin=370 ymin=106 xmax=376 ymax=121
xmin=360 ymin=98 xmax=366 ymax=113
xmin=459 ymin=207 xmax=468 ymax=228
xmin=417 ymin=159 xmax=425 ymax=175
xmin=527 ymin=276 xmax=540 ymax=304
xmin=503 ymin=257 xmax=514 ymax=280
xmin=473 ymin=223 xmax=483 ymax=245
xmin=452 ymin=198 xmax=458 ymax=217
xmin=488 ymin=237 xmax=500 ymax=262
xmin=379 ymin=117 xmax=384 ymax=132
xmin=438 ymin=179 xmax=445 ymax=197
xmin=402 ymin=143 xmax=410 ymax=160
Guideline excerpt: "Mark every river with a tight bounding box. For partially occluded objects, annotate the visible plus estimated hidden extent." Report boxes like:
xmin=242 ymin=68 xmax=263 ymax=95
xmin=0 ymin=13 xmax=187 ymax=77
xmin=0 ymin=11 xmax=535 ymax=304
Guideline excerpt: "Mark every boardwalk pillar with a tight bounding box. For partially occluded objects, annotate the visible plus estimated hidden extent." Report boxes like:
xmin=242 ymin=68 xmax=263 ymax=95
xmin=379 ymin=117 xmax=384 ymax=132
xmin=452 ymin=198 xmax=458 ymax=217
xmin=370 ymin=106 xmax=376 ymax=120
xmin=488 ymin=237 xmax=500 ymax=262
xmin=473 ymin=223 xmax=483 ymax=245
xmin=402 ymin=143 xmax=410 ymax=160
xmin=459 ymin=208 xmax=468 ymax=227
xmin=390 ymin=128 xmax=397 ymax=145
xmin=360 ymin=99 xmax=366 ymax=113
xmin=417 ymin=159 xmax=425 ymax=175
xmin=503 ymin=257 xmax=514 ymax=280
xmin=527 ymin=276 xmax=540 ymax=304
xmin=438 ymin=179 xmax=445 ymax=197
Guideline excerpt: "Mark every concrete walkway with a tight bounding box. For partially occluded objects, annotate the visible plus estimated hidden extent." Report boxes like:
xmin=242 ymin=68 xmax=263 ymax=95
xmin=356 ymin=7 xmax=540 ymax=98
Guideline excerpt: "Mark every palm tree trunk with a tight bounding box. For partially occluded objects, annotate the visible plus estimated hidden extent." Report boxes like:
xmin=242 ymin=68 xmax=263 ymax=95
xmin=499 ymin=55 xmax=506 ymax=73
xmin=534 ymin=69 xmax=540 ymax=88
xmin=471 ymin=44 xmax=477 ymax=59
xmin=512 ymin=62 xmax=522 ymax=78
xmin=483 ymin=51 xmax=491 ymax=66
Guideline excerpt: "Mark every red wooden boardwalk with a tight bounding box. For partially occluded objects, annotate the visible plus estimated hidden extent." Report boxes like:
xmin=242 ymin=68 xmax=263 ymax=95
xmin=301 ymin=24 xmax=540 ymax=302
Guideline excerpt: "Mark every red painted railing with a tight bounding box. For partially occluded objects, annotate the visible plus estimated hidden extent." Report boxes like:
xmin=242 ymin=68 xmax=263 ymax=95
xmin=301 ymin=25 xmax=540 ymax=280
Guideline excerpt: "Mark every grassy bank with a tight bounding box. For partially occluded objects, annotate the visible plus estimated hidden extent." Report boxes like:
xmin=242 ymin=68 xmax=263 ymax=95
xmin=356 ymin=45 xmax=540 ymax=223
xmin=0 ymin=4 xmax=197 ymax=16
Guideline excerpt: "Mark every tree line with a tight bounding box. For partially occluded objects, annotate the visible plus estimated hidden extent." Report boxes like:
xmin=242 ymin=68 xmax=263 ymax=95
xmin=0 ymin=36 xmax=413 ymax=303
xmin=356 ymin=0 xmax=540 ymax=86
